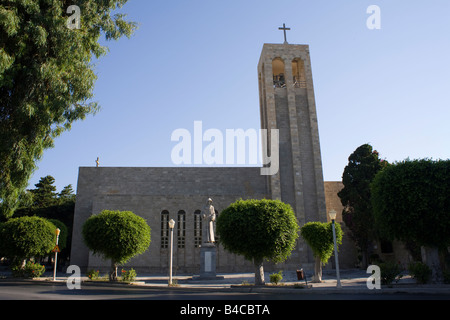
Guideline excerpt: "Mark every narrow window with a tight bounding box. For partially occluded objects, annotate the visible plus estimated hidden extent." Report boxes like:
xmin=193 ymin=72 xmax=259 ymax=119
xmin=194 ymin=210 xmax=202 ymax=248
xmin=161 ymin=210 xmax=169 ymax=249
xmin=177 ymin=210 xmax=186 ymax=249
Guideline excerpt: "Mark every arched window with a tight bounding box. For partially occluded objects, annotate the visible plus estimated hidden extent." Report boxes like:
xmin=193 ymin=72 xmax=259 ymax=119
xmin=292 ymin=59 xmax=306 ymax=88
xmin=161 ymin=210 xmax=169 ymax=249
xmin=272 ymin=58 xmax=286 ymax=88
xmin=177 ymin=210 xmax=186 ymax=249
xmin=194 ymin=210 xmax=202 ymax=248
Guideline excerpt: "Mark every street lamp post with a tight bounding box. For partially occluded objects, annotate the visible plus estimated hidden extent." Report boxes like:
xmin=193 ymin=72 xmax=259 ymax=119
xmin=329 ymin=210 xmax=342 ymax=289
xmin=168 ymin=219 xmax=175 ymax=286
xmin=53 ymin=228 xmax=61 ymax=281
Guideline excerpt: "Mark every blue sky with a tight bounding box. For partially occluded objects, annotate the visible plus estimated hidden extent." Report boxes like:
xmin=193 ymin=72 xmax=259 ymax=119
xmin=29 ymin=0 xmax=450 ymax=192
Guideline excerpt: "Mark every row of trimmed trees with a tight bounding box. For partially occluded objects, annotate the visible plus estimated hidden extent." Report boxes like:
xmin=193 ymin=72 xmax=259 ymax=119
xmin=217 ymin=199 xmax=342 ymax=284
xmin=339 ymin=144 xmax=450 ymax=283
xmin=0 ymin=209 xmax=152 ymax=281
xmin=2 ymin=145 xmax=447 ymax=283
xmin=80 ymin=200 xmax=339 ymax=285
xmin=0 ymin=200 xmax=337 ymax=285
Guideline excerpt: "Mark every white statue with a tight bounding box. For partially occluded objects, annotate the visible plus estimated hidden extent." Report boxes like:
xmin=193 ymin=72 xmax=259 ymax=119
xmin=202 ymin=198 xmax=216 ymax=244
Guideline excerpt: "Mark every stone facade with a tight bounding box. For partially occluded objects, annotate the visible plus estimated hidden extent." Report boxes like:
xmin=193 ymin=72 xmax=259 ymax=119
xmin=71 ymin=167 xmax=268 ymax=273
xmin=70 ymin=43 xmax=332 ymax=274
xmin=324 ymin=182 xmax=359 ymax=269
xmin=258 ymin=44 xmax=327 ymax=225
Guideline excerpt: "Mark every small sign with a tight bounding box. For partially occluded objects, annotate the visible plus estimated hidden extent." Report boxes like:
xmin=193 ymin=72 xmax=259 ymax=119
xmin=52 ymin=245 xmax=60 ymax=253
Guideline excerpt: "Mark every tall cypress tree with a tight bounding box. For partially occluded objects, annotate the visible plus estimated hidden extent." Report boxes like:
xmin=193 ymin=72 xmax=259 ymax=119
xmin=338 ymin=144 xmax=387 ymax=268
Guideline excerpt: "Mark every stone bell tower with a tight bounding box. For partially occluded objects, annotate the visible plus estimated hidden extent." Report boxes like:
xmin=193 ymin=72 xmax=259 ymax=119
xmin=257 ymin=36 xmax=327 ymax=228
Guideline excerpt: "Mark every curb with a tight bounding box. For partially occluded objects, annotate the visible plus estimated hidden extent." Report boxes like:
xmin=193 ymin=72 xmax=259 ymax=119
xmin=1 ymin=277 xmax=449 ymax=296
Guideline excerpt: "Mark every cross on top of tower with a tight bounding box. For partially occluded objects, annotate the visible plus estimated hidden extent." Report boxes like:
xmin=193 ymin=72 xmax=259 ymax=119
xmin=278 ymin=23 xmax=291 ymax=44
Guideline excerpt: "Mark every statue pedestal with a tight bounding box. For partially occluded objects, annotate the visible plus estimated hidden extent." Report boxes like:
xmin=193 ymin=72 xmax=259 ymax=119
xmin=192 ymin=244 xmax=224 ymax=280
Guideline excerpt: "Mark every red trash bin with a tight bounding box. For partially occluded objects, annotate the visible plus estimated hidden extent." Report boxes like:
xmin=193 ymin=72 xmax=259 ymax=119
xmin=296 ymin=269 xmax=305 ymax=280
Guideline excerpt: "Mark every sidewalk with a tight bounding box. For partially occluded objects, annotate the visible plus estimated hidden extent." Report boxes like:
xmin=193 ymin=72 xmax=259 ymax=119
xmin=3 ymin=268 xmax=450 ymax=295
xmin=113 ymin=269 xmax=450 ymax=295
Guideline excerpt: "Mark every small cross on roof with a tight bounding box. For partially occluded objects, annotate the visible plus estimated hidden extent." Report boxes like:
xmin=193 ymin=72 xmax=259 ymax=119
xmin=278 ymin=23 xmax=291 ymax=44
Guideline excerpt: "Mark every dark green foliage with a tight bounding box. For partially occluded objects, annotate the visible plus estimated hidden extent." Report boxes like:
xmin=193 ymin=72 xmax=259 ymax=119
xmin=0 ymin=0 xmax=137 ymax=219
xmin=371 ymin=159 xmax=450 ymax=248
xmin=58 ymin=184 xmax=76 ymax=202
xmin=0 ymin=222 xmax=4 ymax=258
xmin=11 ymin=261 xmax=46 ymax=278
xmin=48 ymin=219 xmax=67 ymax=251
xmin=269 ymin=271 xmax=283 ymax=285
xmin=0 ymin=216 xmax=57 ymax=264
xmin=408 ymin=262 xmax=432 ymax=284
xmin=338 ymin=144 xmax=387 ymax=267
xmin=31 ymin=176 xmax=57 ymax=208
xmin=11 ymin=176 xmax=76 ymax=259
xmin=379 ymin=261 xmax=403 ymax=285
xmin=82 ymin=210 xmax=151 ymax=280
xmin=15 ymin=176 xmax=76 ymax=224
xmin=216 ymin=199 xmax=299 ymax=264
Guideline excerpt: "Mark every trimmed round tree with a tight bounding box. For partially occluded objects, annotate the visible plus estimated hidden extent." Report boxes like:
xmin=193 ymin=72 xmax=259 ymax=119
xmin=0 ymin=216 xmax=57 ymax=267
xmin=300 ymin=221 xmax=343 ymax=282
xmin=82 ymin=210 xmax=151 ymax=281
xmin=216 ymin=199 xmax=299 ymax=285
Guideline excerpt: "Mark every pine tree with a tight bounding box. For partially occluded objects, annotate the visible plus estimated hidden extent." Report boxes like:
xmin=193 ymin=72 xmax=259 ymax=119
xmin=31 ymin=176 xmax=57 ymax=208
xmin=58 ymin=184 xmax=76 ymax=203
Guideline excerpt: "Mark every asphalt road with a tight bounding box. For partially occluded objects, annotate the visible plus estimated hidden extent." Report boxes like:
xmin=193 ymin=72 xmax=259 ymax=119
xmin=0 ymin=281 xmax=448 ymax=319
xmin=0 ymin=280 xmax=449 ymax=301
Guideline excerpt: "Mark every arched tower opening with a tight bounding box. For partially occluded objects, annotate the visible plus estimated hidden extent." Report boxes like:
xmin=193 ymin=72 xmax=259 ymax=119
xmin=272 ymin=58 xmax=286 ymax=88
xmin=292 ymin=58 xmax=306 ymax=88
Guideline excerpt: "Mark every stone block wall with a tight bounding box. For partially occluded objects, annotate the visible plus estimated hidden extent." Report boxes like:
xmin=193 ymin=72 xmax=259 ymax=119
xmin=71 ymin=167 xmax=268 ymax=273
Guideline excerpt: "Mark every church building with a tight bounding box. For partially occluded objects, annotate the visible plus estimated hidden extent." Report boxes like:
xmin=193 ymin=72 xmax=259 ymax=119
xmin=70 ymin=38 xmax=340 ymax=274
